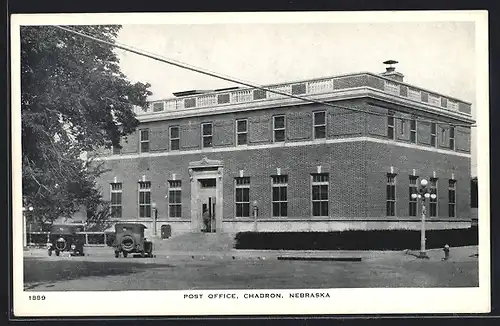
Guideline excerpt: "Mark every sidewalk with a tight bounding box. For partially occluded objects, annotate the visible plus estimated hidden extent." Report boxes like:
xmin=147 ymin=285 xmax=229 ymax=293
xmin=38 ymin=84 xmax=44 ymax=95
xmin=23 ymin=245 xmax=479 ymax=262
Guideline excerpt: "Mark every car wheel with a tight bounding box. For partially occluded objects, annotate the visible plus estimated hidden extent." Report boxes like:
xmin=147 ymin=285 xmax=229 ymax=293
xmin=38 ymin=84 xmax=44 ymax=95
xmin=55 ymin=250 xmax=60 ymax=257
xmin=114 ymin=251 xmax=119 ymax=258
xmin=123 ymin=252 xmax=128 ymax=258
xmin=48 ymin=250 xmax=52 ymax=256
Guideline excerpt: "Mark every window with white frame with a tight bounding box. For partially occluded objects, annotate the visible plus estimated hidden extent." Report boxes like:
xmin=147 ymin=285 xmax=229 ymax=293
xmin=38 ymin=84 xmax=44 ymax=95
xmin=202 ymin=123 xmax=213 ymax=148
xmin=170 ymin=126 xmax=180 ymax=151
xmin=168 ymin=180 xmax=182 ymax=218
xmin=440 ymin=127 xmax=447 ymax=146
xmin=138 ymin=181 xmax=151 ymax=218
xmin=430 ymin=178 xmax=438 ymax=217
xmin=110 ymin=183 xmax=122 ymax=218
xmin=313 ymin=111 xmax=326 ymax=139
xmin=448 ymin=180 xmax=456 ymax=218
xmin=235 ymin=177 xmax=250 ymax=217
xmin=430 ymin=123 xmax=437 ymax=147
xmin=236 ymin=119 xmax=248 ymax=146
xmin=410 ymin=118 xmax=417 ymax=143
xmin=409 ymin=176 xmax=418 ymax=217
xmin=386 ymin=174 xmax=396 ymax=216
xmin=272 ymin=175 xmax=288 ymax=217
xmin=449 ymin=126 xmax=455 ymax=150
xmin=387 ymin=111 xmax=395 ymax=140
xmin=140 ymin=129 xmax=149 ymax=153
xmin=312 ymin=173 xmax=329 ymax=217
xmin=273 ymin=115 xmax=286 ymax=142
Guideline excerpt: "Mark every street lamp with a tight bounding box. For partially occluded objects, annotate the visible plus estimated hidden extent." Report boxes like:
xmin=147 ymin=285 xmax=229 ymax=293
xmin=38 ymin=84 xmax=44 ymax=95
xmin=23 ymin=206 xmax=34 ymax=248
xmin=151 ymin=202 xmax=158 ymax=237
xmin=252 ymin=200 xmax=259 ymax=232
xmin=411 ymin=178 xmax=437 ymax=259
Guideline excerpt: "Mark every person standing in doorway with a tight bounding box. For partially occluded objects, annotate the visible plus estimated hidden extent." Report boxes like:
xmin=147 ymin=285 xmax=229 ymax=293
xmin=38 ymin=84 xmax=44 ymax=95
xmin=202 ymin=208 xmax=210 ymax=232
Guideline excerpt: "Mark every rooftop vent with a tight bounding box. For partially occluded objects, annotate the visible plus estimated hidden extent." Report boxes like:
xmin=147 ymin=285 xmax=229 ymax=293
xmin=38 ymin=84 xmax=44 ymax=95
xmin=381 ymin=60 xmax=404 ymax=82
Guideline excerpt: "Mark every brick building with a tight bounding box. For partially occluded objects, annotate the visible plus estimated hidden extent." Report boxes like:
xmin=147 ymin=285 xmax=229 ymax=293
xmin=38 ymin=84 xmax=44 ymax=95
xmin=94 ymin=63 xmax=474 ymax=237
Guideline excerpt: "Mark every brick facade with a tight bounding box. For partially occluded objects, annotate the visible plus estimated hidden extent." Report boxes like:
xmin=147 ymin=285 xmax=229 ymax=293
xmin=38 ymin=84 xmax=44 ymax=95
xmin=95 ymin=93 xmax=473 ymax=235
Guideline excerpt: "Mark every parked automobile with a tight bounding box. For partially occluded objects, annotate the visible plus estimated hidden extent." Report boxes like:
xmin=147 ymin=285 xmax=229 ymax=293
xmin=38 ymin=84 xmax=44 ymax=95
xmin=47 ymin=224 xmax=84 ymax=256
xmin=113 ymin=223 xmax=153 ymax=258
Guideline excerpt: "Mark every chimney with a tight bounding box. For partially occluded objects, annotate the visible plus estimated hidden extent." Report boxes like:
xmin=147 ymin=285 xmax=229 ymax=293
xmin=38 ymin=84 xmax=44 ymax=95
xmin=381 ymin=60 xmax=404 ymax=82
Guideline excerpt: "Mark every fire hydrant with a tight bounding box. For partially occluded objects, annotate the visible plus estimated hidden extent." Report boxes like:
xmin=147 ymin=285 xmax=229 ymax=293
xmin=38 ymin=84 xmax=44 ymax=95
xmin=442 ymin=244 xmax=450 ymax=261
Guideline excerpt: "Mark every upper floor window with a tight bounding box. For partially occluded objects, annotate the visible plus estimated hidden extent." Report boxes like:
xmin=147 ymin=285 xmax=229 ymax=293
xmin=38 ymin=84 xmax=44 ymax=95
xmin=202 ymin=123 xmax=213 ymax=148
xmin=313 ymin=111 xmax=326 ymax=139
xmin=110 ymin=183 xmax=122 ymax=218
xmin=140 ymin=129 xmax=149 ymax=153
xmin=236 ymin=119 xmax=248 ymax=146
xmin=410 ymin=118 xmax=417 ymax=143
xmin=430 ymin=123 xmax=437 ymax=147
xmin=273 ymin=115 xmax=286 ymax=142
xmin=440 ymin=127 xmax=447 ymax=146
xmin=170 ymin=126 xmax=180 ymax=151
xmin=387 ymin=111 xmax=395 ymax=140
xmin=449 ymin=126 xmax=455 ymax=150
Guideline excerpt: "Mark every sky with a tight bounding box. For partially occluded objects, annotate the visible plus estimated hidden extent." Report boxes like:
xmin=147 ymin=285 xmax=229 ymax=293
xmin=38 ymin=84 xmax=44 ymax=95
xmin=115 ymin=22 xmax=477 ymax=175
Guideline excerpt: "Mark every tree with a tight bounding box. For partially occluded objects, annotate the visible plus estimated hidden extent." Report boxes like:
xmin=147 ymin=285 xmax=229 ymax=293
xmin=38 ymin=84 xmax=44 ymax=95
xmin=21 ymin=25 xmax=152 ymax=225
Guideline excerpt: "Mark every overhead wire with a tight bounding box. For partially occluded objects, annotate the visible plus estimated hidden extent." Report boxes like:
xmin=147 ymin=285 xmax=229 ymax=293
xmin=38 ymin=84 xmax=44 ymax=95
xmin=53 ymin=25 xmax=476 ymax=128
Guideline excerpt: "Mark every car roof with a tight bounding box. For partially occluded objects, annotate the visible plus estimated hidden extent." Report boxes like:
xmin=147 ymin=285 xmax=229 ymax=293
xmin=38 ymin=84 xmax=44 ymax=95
xmin=114 ymin=223 xmax=147 ymax=229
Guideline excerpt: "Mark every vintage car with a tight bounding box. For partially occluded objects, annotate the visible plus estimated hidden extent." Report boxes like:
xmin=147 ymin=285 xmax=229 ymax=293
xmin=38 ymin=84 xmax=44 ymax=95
xmin=47 ymin=224 xmax=84 ymax=256
xmin=113 ymin=223 xmax=153 ymax=258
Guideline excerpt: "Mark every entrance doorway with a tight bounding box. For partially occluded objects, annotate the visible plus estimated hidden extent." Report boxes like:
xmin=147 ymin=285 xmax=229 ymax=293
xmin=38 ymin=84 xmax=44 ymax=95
xmin=199 ymin=178 xmax=216 ymax=233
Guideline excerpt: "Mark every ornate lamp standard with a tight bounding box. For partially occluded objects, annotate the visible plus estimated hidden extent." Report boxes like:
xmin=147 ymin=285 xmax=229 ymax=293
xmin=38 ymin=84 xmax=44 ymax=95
xmin=22 ymin=205 xmax=34 ymax=248
xmin=411 ymin=178 xmax=437 ymax=259
xmin=151 ymin=202 xmax=158 ymax=237
xmin=252 ymin=200 xmax=259 ymax=232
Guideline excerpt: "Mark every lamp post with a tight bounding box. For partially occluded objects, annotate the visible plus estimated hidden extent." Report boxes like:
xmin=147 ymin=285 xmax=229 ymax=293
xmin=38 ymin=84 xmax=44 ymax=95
xmin=252 ymin=200 xmax=259 ymax=232
xmin=151 ymin=202 xmax=158 ymax=237
xmin=411 ymin=178 xmax=437 ymax=259
xmin=23 ymin=206 xmax=33 ymax=248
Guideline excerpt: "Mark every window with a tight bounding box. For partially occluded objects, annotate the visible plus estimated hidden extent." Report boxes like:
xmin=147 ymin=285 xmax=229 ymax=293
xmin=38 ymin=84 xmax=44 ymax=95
xmin=430 ymin=123 xmax=437 ymax=147
xmin=312 ymin=173 xmax=329 ymax=217
xmin=138 ymin=181 xmax=151 ymax=218
xmin=430 ymin=178 xmax=438 ymax=217
xmin=272 ymin=175 xmax=288 ymax=217
xmin=235 ymin=177 xmax=250 ymax=217
xmin=313 ymin=111 xmax=326 ymax=139
xmin=273 ymin=115 xmax=286 ymax=142
xmin=441 ymin=127 xmax=447 ymax=146
xmin=399 ymin=119 xmax=405 ymax=135
xmin=410 ymin=118 xmax=417 ymax=143
xmin=386 ymin=174 xmax=396 ymax=216
xmin=387 ymin=111 xmax=395 ymax=140
xmin=202 ymin=123 xmax=213 ymax=148
xmin=110 ymin=183 xmax=122 ymax=218
xmin=170 ymin=126 xmax=180 ymax=151
xmin=140 ymin=129 xmax=149 ymax=153
xmin=448 ymin=180 xmax=456 ymax=218
xmin=168 ymin=180 xmax=182 ymax=218
xmin=449 ymin=126 xmax=455 ymax=150
xmin=236 ymin=119 xmax=248 ymax=146
xmin=409 ymin=176 xmax=418 ymax=217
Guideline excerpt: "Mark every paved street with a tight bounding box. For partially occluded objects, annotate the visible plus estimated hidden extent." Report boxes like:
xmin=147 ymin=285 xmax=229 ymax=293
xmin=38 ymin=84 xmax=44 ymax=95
xmin=23 ymin=246 xmax=479 ymax=291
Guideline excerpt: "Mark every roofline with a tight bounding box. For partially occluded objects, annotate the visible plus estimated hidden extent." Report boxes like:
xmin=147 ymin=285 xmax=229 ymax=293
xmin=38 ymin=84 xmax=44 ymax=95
xmin=148 ymin=71 xmax=472 ymax=106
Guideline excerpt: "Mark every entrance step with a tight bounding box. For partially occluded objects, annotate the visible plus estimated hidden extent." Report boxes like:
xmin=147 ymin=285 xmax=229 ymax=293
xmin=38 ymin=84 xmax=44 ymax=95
xmin=153 ymin=232 xmax=236 ymax=252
